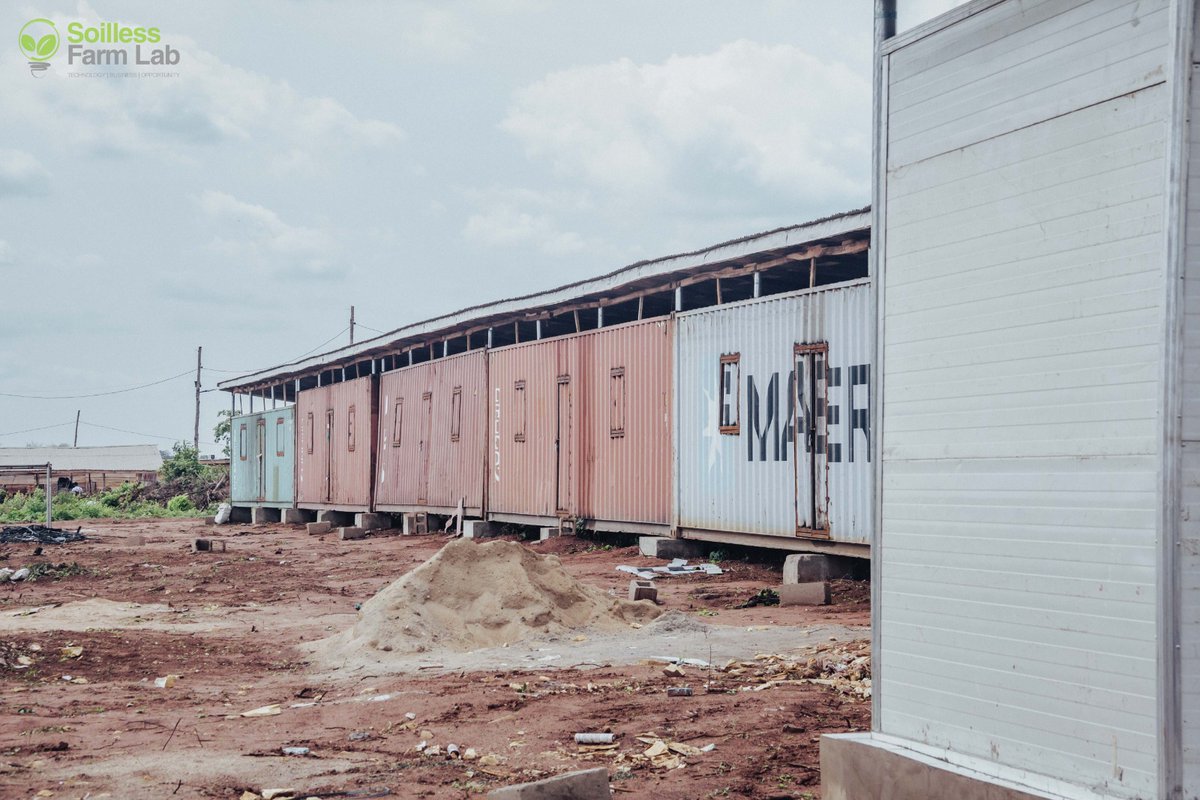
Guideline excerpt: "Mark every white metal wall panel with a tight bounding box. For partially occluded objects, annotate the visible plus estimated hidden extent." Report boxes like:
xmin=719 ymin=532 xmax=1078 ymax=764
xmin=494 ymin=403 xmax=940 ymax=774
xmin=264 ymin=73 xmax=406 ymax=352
xmin=887 ymin=0 xmax=1168 ymax=168
xmin=879 ymin=1 xmax=1168 ymax=795
xmin=1178 ymin=59 xmax=1200 ymax=798
xmin=674 ymin=281 xmax=872 ymax=544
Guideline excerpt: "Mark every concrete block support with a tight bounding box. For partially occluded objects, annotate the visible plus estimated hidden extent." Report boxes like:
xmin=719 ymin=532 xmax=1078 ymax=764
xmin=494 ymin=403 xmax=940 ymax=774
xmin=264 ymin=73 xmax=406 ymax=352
xmin=228 ymin=506 xmax=253 ymax=524
xmin=338 ymin=527 xmax=366 ymax=541
xmin=402 ymin=513 xmax=429 ymax=535
xmin=779 ymin=582 xmax=831 ymax=606
xmin=462 ymin=520 xmax=502 ymax=539
xmin=306 ymin=521 xmax=332 ymax=536
xmin=538 ymin=527 xmax=560 ymax=542
xmin=355 ymin=512 xmax=392 ymax=531
xmin=251 ymin=507 xmax=281 ymax=524
xmin=281 ymin=508 xmax=312 ymax=525
xmin=486 ymin=767 xmax=609 ymax=800
xmin=638 ymin=536 xmax=710 ymax=560
xmin=628 ymin=580 xmax=657 ymax=602
xmin=317 ymin=509 xmax=354 ymax=527
xmin=783 ymin=553 xmax=831 ymax=584
xmin=820 ymin=734 xmax=1057 ymax=800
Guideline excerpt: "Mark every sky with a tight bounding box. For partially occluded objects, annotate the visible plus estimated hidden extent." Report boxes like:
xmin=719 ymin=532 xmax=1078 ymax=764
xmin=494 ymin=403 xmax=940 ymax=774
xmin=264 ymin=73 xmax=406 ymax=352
xmin=0 ymin=0 xmax=962 ymax=455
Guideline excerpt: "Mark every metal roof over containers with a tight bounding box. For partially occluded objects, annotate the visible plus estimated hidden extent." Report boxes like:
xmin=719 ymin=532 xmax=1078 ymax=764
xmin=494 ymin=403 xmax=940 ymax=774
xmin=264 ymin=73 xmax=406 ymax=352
xmin=375 ymin=350 xmax=488 ymax=516
xmin=674 ymin=279 xmax=871 ymax=553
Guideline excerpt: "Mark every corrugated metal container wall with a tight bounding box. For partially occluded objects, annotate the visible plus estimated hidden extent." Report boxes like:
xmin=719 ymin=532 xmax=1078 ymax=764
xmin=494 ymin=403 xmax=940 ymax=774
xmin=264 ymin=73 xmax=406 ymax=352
xmin=296 ymin=376 xmax=376 ymax=510
xmin=375 ymin=350 xmax=487 ymax=514
xmin=674 ymin=280 xmax=871 ymax=544
xmin=488 ymin=318 xmax=672 ymax=527
xmin=576 ymin=318 xmax=671 ymax=526
xmin=488 ymin=336 xmax=576 ymax=520
xmin=230 ymin=408 xmax=295 ymax=507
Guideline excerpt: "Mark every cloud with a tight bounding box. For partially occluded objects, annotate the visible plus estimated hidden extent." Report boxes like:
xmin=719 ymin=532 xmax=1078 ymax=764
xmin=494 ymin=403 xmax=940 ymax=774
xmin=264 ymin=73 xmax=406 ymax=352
xmin=462 ymin=188 xmax=598 ymax=256
xmin=0 ymin=150 xmax=50 ymax=196
xmin=0 ymin=7 xmax=402 ymax=167
xmin=402 ymin=8 xmax=479 ymax=61
xmin=501 ymin=40 xmax=869 ymax=204
xmin=0 ymin=240 xmax=13 ymax=264
xmin=198 ymin=190 xmax=337 ymax=276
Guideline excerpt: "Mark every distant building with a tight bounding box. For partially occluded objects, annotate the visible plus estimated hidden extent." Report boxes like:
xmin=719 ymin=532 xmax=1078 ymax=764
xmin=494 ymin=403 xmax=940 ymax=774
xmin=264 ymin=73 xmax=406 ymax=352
xmin=0 ymin=445 xmax=162 ymax=495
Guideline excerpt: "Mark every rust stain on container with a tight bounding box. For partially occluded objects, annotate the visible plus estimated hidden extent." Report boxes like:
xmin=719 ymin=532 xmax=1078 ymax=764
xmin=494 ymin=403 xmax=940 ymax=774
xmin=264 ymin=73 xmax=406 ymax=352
xmin=375 ymin=350 xmax=488 ymax=515
xmin=488 ymin=318 xmax=672 ymax=527
xmin=296 ymin=374 xmax=377 ymax=511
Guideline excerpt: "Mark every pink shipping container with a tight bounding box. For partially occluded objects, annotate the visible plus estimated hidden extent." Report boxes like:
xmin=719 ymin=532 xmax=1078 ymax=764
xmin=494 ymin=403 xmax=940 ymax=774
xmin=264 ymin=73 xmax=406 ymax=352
xmin=296 ymin=375 xmax=377 ymax=511
xmin=374 ymin=350 xmax=488 ymax=516
xmin=487 ymin=318 xmax=672 ymax=533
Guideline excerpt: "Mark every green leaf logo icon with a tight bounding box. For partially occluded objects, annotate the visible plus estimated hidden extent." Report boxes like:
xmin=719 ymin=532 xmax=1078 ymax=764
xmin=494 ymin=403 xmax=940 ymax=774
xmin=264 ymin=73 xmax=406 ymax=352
xmin=17 ymin=19 xmax=58 ymax=62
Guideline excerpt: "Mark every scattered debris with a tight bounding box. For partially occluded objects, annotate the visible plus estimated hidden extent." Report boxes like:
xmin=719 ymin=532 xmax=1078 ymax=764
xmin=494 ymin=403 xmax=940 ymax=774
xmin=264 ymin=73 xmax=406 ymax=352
xmin=735 ymin=588 xmax=780 ymax=608
xmin=0 ymin=525 xmax=86 ymax=545
xmin=574 ymin=733 xmax=615 ymax=744
xmin=154 ymin=675 xmax=180 ymax=689
xmin=240 ymin=704 xmax=283 ymax=718
xmin=281 ymin=747 xmax=310 ymax=756
xmin=192 ymin=538 xmax=226 ymax=553
xmin=666 ymin=686 xmax=693 ymax=697
xmin=348 ymin=730 xmax=372 ymax=742
xmin=617 ymin=558 xmax=722 ymax=580
xmin=8 ymin=568 xmax=29 ymax=582
xmin=24 ymin=562 xmax=88 ymax=582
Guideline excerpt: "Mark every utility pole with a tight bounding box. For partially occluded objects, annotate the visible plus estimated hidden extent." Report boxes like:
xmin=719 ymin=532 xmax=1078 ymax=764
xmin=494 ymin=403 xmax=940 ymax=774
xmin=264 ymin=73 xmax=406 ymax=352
xmin=73 ymin=410 xmax=80 ymax=447
xmin=194 ymin=346 xmax=202 ymax=451
xmin=350 ymin=305 xmax=356 ymax=345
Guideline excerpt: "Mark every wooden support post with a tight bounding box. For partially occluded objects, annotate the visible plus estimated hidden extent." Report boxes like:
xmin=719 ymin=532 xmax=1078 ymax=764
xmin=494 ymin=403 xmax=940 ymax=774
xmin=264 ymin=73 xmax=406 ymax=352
xmin=514 ymin=321 xmax=520 ymax=343
xmin=487 ymin=328 xmax=494 ymax=348
xmin=597 ymin=306 xmax=604 ymax=327
xmin=809 ymin=257 xmax=816 ymax=288
xmin=409 ymin=349 xmax=414 ymax=366
xmin=637 ymin=295 xmax=644 ymax=320
xmin=674 ymin=287 xmax=682 ymax=312
xmin=536 ymin=320 xmax=542 ymax=339
xmin=753 ymin=271 xmax=761 ymax=298
xmin=716 ymin=277 xmax=723 ymax=305
xmin=573 ymin=310 xmax=581 ymax=332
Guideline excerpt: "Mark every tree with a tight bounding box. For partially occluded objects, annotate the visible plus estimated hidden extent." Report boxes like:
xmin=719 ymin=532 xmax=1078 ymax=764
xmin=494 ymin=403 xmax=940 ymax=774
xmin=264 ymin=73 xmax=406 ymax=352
xmin=213 ymin=410 xmax=233 ymax=459
xmin=160 ymin=442 xmax=204 ymax=481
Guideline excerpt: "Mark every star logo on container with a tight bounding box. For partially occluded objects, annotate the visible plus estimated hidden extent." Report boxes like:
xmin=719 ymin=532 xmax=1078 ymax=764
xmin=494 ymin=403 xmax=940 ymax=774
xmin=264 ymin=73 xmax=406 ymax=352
xmin=18 ymin=18 xmax=59 ymax=77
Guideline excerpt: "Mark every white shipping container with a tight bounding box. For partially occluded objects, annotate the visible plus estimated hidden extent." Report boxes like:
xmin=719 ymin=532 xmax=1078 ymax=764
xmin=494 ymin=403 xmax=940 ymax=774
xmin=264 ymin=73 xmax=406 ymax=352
xmin=674 ymin=279 xmax=872 ymax=549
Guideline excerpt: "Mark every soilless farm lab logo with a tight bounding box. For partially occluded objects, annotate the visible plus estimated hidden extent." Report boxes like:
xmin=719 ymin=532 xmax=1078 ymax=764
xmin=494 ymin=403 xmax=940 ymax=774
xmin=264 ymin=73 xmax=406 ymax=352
xmin=17 ymin=18 xmax=180 ymax=77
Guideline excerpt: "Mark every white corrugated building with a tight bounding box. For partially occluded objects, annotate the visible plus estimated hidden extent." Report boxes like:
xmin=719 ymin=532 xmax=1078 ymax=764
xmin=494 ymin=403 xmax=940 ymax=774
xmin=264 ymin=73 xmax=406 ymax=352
xmin=0 ymin=445 xmax=162 ymax=493
xmin=823 ymin=0 xmax=1199 ymax=799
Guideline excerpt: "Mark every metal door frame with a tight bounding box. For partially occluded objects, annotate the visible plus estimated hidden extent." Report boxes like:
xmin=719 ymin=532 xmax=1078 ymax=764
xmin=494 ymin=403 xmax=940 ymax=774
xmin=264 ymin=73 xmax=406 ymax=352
xmin=794 ymin=342 xmax=831 ymax=538
xmin=555 ymin=375 xmax=572 ymax=515
xmin=255 ymin=417 xmax=267 ymax=502
xmin=324 ymin=408 xmax=334 ymax=502
xmin=418 ymin=391 xmax=433 ymax=504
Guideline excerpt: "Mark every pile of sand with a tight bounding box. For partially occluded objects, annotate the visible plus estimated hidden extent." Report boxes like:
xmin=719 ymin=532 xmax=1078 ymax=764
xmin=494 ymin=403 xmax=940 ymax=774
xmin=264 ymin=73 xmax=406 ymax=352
xmin=321 ymin=539 xmax=662 ymax=658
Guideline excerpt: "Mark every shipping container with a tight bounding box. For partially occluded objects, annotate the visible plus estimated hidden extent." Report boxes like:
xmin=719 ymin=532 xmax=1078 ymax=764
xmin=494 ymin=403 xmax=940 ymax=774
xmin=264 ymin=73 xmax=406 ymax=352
xmin=375 ymin=350 xmax=488 ymax=515
xmin=673 ymin=280 xmax=871 ymax=552
xmin=230 ymin=407 xmax=295 ymax=508
xmin=488 ymin=318 xmax=672 ymax=532
xmin=295 ymin=375 xmax=377 ymax=511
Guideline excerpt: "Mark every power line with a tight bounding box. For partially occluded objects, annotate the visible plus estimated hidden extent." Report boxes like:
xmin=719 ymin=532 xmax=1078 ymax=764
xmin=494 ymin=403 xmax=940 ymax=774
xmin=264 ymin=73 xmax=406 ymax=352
xmin=356 ymin=322 xmax=386 ymax=335
xmin=0 ymin=369 xmax=193 ymax=400
xmin=0 ymin=420 xmax=76 ymax=438
xmin=203 ymin=325 xmax=354 ymax=378
xmin=79 ymin=420 xmax=220 ymax=448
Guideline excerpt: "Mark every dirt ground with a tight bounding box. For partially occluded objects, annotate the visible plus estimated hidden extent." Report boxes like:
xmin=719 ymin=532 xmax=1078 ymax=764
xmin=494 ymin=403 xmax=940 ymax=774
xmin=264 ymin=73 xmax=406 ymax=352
xmin=0 ymin=519 xmax=870 ymax=799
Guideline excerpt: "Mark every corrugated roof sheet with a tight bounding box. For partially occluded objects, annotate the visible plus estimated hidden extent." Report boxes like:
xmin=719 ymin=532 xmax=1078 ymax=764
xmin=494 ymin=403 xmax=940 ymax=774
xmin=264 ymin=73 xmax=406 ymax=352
xmin=0 ymin=445 xmax=163 ymax=471
xmin=218 ymin=206 xmax=870 ymax=392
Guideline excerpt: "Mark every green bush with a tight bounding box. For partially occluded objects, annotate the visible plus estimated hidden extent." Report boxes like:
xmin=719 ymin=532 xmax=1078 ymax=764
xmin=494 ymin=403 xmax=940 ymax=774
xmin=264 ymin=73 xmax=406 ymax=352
xmin=166 ymin=494 xmax=196 ymax=514
xmin=0 ymin=483 xmax=213 ymax=523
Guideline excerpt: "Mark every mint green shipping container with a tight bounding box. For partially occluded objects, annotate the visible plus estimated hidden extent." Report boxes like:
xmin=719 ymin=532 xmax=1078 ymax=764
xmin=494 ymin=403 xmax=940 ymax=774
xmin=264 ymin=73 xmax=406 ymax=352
xmin=230 ymin=407 xmax=295 ymax=508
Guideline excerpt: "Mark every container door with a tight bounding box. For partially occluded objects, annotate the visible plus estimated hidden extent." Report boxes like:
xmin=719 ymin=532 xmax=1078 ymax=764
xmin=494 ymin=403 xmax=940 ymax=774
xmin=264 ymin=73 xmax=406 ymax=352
xmin=418 ymin=391 xmax=433 ymax=504
xmin=555 ymin=376 xmax=572 ymax=514
xmin=324 ymin=409 xmax=334 ymax=503
xmin=794 ymin=344 xmax=830 ymax=535
xmin=255 ymin=418 xmax=266 ymax=502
